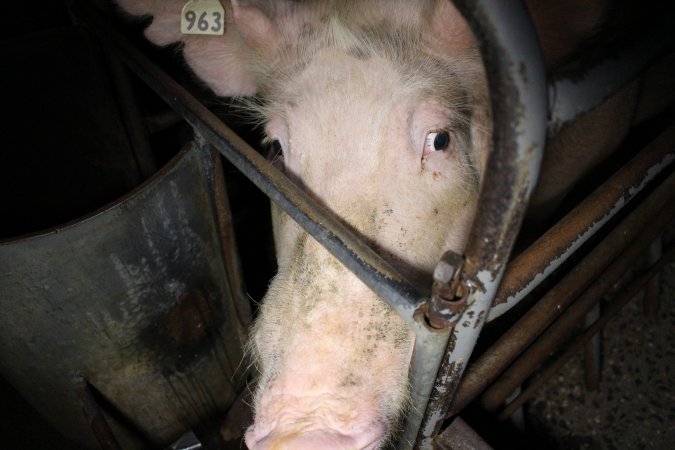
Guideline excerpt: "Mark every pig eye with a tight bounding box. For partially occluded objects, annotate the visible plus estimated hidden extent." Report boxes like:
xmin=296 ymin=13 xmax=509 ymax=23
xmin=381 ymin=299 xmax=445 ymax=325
xmin=424 ymin=130 xmax=452 ymax=154
xmin=269 ymin=139 xmax=284 ymax=168
xmin=272 ymin=139 xmax=283 ymax=156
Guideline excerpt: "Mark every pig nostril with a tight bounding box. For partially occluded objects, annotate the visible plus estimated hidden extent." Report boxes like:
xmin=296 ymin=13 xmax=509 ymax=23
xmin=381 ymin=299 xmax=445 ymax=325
xmin=251 ymin=430 xmax=365 ymax=450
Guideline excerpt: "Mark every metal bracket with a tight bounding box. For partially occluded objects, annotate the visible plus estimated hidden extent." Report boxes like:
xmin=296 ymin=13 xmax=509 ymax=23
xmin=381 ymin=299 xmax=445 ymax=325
xmin=425 ymin=251 xmax=469 ymax=329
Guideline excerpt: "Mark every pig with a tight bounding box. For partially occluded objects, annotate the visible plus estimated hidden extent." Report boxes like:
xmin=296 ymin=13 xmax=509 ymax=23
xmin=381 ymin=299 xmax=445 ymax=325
xmin=115 ymin=0 xmax=670 ymax=448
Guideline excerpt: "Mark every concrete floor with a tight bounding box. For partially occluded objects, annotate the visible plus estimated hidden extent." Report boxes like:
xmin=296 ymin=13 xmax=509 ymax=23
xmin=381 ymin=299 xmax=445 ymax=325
xmin=525 ymin=225 xmax=675 ymax=449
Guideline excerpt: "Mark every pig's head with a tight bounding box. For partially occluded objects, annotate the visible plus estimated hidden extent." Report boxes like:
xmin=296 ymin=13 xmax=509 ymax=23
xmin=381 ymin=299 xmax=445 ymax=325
xmin=117 ymin=1 xmax=490 ymax=448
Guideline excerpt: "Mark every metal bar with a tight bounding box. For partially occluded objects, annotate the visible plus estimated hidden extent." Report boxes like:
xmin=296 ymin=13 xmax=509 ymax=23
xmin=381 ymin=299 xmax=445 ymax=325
xmin=582 ymin=303 xmax=602 ymax=390
xmin=432 ymin=417 xmax=493 ymax=450
xmin=547 ymin=6 xmax=675 ymax=135
xmin=480 ymin=198 xmax=675 ymax=410
xmin=497 ymin=241 xmax=675 ymax=420
xmin=643 ymin=236 xmax=663 ymax=319
xmin=209 ymin=141 xmax=252 ymax=330
xmin=412 ymin=0 xmax=548 ymax=447
xmin=450 ymin=167 xmax=675 ymax=416
xmin=401 ymin=328 xmax=454 ymax=450
xmin=488 ymin=122 xmax=675 ymax=322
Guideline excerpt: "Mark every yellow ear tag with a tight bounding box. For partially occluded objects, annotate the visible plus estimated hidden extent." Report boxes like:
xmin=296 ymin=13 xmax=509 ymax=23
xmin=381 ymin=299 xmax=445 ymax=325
xmin=181 ymin=0 xmax=225 ymax=35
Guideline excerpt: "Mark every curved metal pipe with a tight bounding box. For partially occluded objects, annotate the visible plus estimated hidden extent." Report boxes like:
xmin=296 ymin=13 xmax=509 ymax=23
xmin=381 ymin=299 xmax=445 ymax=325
xmin=411 ymin=0 xmax=548 ymax=448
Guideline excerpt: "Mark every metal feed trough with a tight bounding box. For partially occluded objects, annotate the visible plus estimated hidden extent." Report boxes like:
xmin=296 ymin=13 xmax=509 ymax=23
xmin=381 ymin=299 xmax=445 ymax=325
xmin=6 ymin=0 xmax=674 ymax=448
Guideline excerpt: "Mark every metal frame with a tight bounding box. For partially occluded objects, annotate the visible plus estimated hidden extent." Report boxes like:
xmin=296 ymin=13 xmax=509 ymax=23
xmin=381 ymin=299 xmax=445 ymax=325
xmin=451 ymin=163 xmax=675 ymax=416
xmin=413 ymin=1 xmax=547 ymax=447
xmin=70 ymin=0 xmax=675 ymax=448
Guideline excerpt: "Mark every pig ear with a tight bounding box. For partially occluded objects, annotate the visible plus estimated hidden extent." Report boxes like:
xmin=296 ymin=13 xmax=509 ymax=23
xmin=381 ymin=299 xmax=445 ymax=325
xmin=186 ymin=0 xmax=299 ymax=93
xmin=116 ymin=0 xmax=258 ymax=96
xmin=229 ymin=0 xmax=283 ymax=52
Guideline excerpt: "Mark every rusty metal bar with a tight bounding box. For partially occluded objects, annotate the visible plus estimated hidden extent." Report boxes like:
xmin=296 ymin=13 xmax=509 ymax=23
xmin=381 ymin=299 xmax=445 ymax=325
xmin=450 ymin=166 xmax=675 ymax=416
xmin=403 ymin=329 xmax=455 ymax=450
xmin=488 ymin=122 xmax=675 ymax=322
xmin=480 ymin=196 xmax=675 ymax=410
xmin=209 ymin=142 xmax=252 ymax=330
xmin=497 ymin=241 xmax=675 ymax=420
xmin=413 ymin=0 xmax=548 ymax=447
xmin=432 ymin=417 xmax=493 ymax=450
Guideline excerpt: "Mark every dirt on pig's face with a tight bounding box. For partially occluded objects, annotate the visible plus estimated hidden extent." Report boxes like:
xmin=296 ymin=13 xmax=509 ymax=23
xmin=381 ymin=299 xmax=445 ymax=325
xmin=244 ymin=10 xmax=490 ymax=449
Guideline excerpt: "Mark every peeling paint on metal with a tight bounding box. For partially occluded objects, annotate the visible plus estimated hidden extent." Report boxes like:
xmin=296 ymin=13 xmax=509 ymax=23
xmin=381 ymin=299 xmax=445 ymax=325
xmin=488 ymin=153 xmax=675 ymax=321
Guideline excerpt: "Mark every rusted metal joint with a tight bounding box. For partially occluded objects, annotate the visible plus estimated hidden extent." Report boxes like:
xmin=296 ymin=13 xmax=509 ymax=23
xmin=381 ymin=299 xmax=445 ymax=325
xmin=425 ymin=251 xmax=469 ymax=329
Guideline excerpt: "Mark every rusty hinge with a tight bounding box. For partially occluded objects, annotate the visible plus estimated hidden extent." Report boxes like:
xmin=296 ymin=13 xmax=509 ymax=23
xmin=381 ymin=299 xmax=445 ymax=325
xmin=424 ymin=250 xmax=470 ymax=329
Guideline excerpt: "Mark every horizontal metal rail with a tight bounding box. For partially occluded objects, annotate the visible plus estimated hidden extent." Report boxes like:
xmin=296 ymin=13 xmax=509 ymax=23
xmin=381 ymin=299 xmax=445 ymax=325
xmin=489 ymin=122 xmax=675 ymax=321
xmin=481 ymin=177 xmax=675 ymax=411
xmin=449 ymin=151 xmax=675 ymax=416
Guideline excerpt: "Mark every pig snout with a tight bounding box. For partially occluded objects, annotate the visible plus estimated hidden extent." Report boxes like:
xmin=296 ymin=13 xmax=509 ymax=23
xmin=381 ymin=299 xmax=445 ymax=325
xmin=245 ymin=236 xmax=414 ymax=449
xmin=248 ymin=432 xmax=366 ymax=450
xmin=247 ymin=432 xmax=379 ymax=450
xmin=244 ymin=387 xmax=390 ymax=449
xmin=246 ymin=420 xmax=385 ymax=450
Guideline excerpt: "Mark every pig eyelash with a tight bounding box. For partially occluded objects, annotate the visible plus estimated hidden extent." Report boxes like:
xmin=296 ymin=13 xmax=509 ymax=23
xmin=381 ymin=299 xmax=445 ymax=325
xmin=423 ymin=129 xmax=453 ymax=155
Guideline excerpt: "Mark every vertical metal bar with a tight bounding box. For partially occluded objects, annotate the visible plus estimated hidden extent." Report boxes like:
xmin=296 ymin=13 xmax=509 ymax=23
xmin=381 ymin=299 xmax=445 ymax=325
xmin=401 ymin=328 xmax=453 ymax=450
xmin=411 ymin=0 xmax=548 ymax=447
xmin=583 ymin=303 xmax=602 ymax=390
xmin=208 ymin=139 xmax=253 ymax=330
xmin=643 ymin=236 xmax=663 ymax=319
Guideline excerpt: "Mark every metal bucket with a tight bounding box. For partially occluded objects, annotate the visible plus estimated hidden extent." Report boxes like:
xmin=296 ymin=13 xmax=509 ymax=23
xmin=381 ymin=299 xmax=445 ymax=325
xmin=0 ymin=139 xmax=249 ymax=449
